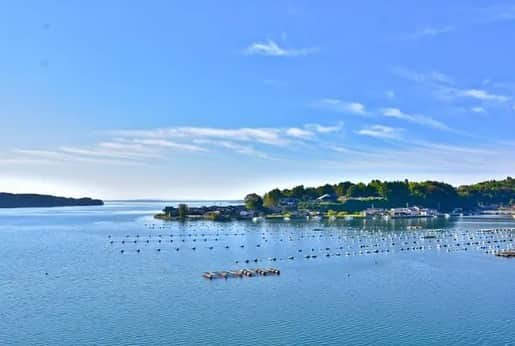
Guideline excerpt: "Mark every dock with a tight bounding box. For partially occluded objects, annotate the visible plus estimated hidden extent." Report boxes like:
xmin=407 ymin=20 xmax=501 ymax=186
xmin=203 ymin=268 xmax=280 ymax=280
xmin=495 ymin=249 xmax=515 ymax=258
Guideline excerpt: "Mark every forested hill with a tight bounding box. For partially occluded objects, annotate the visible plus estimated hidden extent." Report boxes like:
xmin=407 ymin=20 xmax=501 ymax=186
xmin=0 ymin=193 xmax=104 ymax=208
xmin=258 ymin=177 xmax=515 ymax=211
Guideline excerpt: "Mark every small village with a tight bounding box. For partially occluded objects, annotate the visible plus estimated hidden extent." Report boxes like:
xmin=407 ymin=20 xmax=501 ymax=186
xmin=154 ymin=193 xmax=487 ymax=222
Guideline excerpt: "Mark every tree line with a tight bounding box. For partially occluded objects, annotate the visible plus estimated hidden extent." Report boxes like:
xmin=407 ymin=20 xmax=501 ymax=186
xmin=244 ymin=177 xmax=515 ymax=212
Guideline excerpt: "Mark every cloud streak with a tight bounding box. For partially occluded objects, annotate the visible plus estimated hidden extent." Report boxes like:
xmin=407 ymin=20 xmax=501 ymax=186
xmin=382 ymin=107 xmax=450 ymax=131
xmin=357 ymin=125 xmax=403 ymax=139
xmin=8 ymin=123 xmax=345 ymax=166
xmin=244 ymin=40 xmax=317 ymax=57
xmin=405 ymin=26 xmax=454 ymax=40
xmin=456 ymin=89 xmax=509 ymax=102
xmin=315 ymin=99 xmax=367 ymax=115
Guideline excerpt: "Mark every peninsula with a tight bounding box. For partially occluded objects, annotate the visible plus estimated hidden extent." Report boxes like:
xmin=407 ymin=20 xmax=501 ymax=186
xmin=0 ymin=193 xmax=104 ymax=208
xmin=155 ymin=177 xmax=515 ymax=221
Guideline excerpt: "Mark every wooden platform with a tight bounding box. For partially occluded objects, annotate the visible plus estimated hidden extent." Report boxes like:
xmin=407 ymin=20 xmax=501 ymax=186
xmin=495 ymin=250 xmax=515 ymax=258
xmin=203 ymin=268 xmax=280 ymax=280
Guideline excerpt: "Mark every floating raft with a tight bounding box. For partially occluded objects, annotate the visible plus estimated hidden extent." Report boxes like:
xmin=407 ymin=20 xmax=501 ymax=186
xmin=203 ymin=268 xmax=280 ymax=280
xmin=495 ymin=249 xmax=515 ymax=258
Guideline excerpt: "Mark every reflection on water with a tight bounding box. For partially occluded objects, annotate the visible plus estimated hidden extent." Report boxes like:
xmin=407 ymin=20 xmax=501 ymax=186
xmin=1 ymin=202 xmax=514 ymax=346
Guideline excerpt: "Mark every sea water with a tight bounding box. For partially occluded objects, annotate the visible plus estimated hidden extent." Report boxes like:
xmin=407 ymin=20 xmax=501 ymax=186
xmin=1 ymin=202 xmax=514 ymax=345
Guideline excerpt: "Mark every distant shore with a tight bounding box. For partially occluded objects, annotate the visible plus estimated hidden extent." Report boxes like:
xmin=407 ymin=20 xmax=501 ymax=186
xmin=0 ymin=193 xmax=104 ymax=208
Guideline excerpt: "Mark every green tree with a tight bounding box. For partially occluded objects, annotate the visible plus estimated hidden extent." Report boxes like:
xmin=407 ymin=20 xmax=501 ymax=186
xmin=290 ymin=185 xmax=306 ymax=199
xmin=178 ymin=203 xmax=188 ymax=219
xmin=335 ymin=181 xmax=353 ymax=197
xmin=263 ymin=189 xmax=284 ymax=208
xmin=244 ymin=193 xmax=263 ymax=210
xmin=316 ymin=184 xmax=335 ymax=196
xmin=368 ymin=180 xmax=384 ymax=197
xmin=347 ymin=183 xmax=369 ymax=197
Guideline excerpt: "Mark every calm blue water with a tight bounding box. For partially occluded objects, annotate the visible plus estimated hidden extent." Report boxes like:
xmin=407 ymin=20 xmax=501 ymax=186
xmin=1 ymin=202 xmax=514 ymax=345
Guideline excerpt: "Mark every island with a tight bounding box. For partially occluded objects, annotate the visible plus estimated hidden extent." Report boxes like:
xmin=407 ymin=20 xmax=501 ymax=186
xmin=155 ymin=177 xmax=515 ymax=221
xmin=0 ymin=193 xmax=104 ymax=208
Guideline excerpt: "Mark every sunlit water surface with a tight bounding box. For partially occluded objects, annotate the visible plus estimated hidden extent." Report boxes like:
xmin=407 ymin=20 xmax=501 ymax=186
xmin=1 ymin=202 xmax=514 ymax=345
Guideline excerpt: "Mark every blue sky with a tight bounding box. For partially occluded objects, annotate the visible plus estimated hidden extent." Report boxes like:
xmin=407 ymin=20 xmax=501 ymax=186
xmin=1 ymin=1 xmax=515 ymax=199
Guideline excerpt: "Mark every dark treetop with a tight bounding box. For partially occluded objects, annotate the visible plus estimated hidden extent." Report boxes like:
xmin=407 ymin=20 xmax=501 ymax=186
xmin=0 ymin=193 xmax=104 ymax=208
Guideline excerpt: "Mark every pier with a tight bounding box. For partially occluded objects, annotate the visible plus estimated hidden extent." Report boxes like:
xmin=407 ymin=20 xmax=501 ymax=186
xmin=203 ymin=268 xmax=280 ymax=280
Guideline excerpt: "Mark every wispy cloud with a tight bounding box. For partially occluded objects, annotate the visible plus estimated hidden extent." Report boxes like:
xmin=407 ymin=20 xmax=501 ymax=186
xmin=477 ymin=4 xmax=515 ymax=23
xmin=11 ymin=148 xmax=148 ymax=166
xmin=8 ymin=123 xmax=346 ymax=166
xmin=392 ymin=66 xmax=453 ymax=84
xmin=456 ymin=89 xmax=509 ymax=102
xmin=382 ymin=107 xmax=450 ymax=131
xmin=129 ymin=139 xmax=207 ymax=152
xmin=385 ymin=90 xmax=395 ymax=99
xmin=112 ymin=127 xmax=288 ymax=146
xmin=305 ymin=122 xmax=344 ymax=133
xmin=315 ymin=99 xmax=367 ymax=115
xmin=192 ymin=139 xmax=270 ymax=159
xmin=405 ymin=26 xmax=454 ymax=40
xmin=470 ymin=106 xmax=486 ymax=113
xmin=244 ymin=40 xmax=317 ymax=57
xmin=357 ymin=125 xmax=403 ymax=139
xmin=285 ymin=127 xmax=314 ymax=139
xmin=394 ymin=66 xmax=512 ymax=108
xmin=320 ymin=139 xmax=515 ymax=177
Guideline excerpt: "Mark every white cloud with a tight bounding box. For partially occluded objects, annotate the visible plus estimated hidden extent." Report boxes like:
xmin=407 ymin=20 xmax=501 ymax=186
xmin=406 ymin=26 xmax=454 ymax=40
xmin=458 ymin=89 xmax=509 ymax=102
xmin=357 ymin=125 xmax=403 ymax=139
xmin=470 ymin=106 xmax=485 ymax=113
xmin=382 ymin=107 xmax=450 ymax=131
xmin=394 ymin=67 xmax=511 ymax=106
xmin=244 ymin=40 xmax=317 ymax=57
xmin=316 ymin=99 xmax=367 ymax=115
xmin=305 ymin=122 xmax=343 ymax=133
xmin=385 ymin=90 xmax=395 ymax=99
xmin=129 ymin=139 xmax=207 ymax=152
xmin=60 ymin=145 xmax=161 ymax=159
xmin=478 ymin=5 xmax=515 ymax=22
xmin=10 ymin=123 xmax=347 ymax=168
xmin=193 ymin=139 xmax=270 ymax=159
xmin=112 ymin=127 xmax=288 ymax=146
xmin=12 ymin=148 xmax=148 ymax=166
xmin=393 ymin=67 xmax=453 ymax=84
xmin=285 ymin=127 xmax=313 ymax=138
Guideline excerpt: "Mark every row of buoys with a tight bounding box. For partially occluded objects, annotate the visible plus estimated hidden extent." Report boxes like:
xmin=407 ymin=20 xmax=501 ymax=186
xmin=110 ymin=228 xmax=514 ymax=241
xmin=112 ymin=237 xmax=513 ymax=251
xmin=113 ymin=226 xmax=515 ymax=260
xmin=116 ymin=240 xmax=513 ymax=257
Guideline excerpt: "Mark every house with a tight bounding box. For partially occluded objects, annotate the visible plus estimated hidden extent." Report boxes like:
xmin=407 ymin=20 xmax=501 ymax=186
xmin=389 ymin=206 xmax=438 ymax=218
xmin=278 ymin=198 xmax=298 ymax=210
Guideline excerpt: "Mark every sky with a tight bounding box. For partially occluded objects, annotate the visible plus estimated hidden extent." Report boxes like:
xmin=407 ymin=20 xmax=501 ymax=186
xmin=1 ymin=1 xmax=515 ymax=199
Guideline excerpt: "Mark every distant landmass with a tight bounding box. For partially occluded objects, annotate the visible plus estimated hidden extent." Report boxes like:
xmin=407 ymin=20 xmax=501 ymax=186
xmin=0 ymin=193 xmax=104 ymax=208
